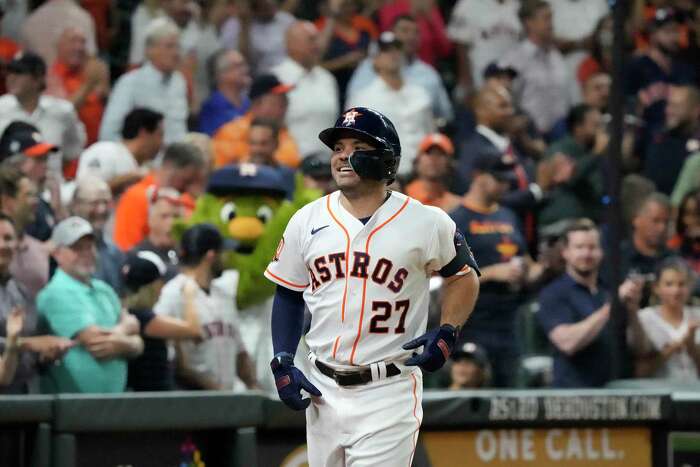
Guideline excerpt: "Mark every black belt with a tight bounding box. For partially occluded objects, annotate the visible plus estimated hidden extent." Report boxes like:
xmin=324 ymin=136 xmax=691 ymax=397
xmin=315 ymin=360 xmax=401 ymax=387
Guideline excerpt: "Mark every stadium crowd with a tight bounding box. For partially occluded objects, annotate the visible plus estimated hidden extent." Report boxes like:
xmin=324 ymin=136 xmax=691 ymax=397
xmin=0 ymin=0 xmax=700 ymax=396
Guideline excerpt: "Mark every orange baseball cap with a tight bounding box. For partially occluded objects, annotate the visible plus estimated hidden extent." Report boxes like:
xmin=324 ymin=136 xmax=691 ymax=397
xmin=418 ymin=133 xmax=454 ymax=156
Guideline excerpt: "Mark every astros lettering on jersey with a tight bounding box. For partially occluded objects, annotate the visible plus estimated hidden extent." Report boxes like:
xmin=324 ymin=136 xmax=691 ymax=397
xmin=264 ymin=189 xmax=470 ymax=367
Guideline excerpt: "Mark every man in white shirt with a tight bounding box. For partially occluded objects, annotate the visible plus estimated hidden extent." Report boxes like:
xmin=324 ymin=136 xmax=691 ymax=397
xmin=273 ymin=21 xmax=339 ymax=159
xmin=447 ymin=0 xmax=521 ymax=93
xmin=220 ymin=0 xmax=295 ymax=76
xmin=346 ymin=15 xmax=453 ymax=123
xmin=100 ymin=18 xmax=188 ymax=144
xmin=346 ymin=32 xmax=434 ymax=176
xmin=78 ymin=108 xmax=164 ymax=196
xmin=502 ymin=1 xmax=571 ymax=136
xmin=0 ymin=52 xmax=86 ymax=178
xmin=129 ymin=0 xmax=199 ymax=67
xmin=154 ymin=224 xmax=258 ymax=391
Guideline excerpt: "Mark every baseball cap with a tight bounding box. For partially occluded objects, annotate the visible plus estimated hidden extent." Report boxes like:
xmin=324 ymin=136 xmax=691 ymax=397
xmin=207 ymin=163 xmax=288 ymax=198
xmin=483 ymin=61 xmax=518 ymax=80
xmin=51 ymin=216 xmax=94 ymax=248
xmin=122 ymin=251 xmax=167 ymax=292
xmin=0 ymin=121 xmax=58 ymax=160
xmin=300 ymin=154 xmax=331 ymax=179
xmin=378 ymin=31 xmax=400 ymax=51
xmin=6 ymin=51 xmax=46 ymax=77
xmin=418 ymin=133 xmax=454 ymax=156
xmin=451 ymin=342 xmax=490 ymax=368
xmin=472 ymin=151 xmax=517 ymax=182
xmin=249 ymin=74 xmax=293 ymax=101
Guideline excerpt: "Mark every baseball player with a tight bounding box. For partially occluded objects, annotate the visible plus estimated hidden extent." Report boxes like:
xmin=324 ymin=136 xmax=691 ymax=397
xmin=264 ymin=107 xmax=481 ymax=466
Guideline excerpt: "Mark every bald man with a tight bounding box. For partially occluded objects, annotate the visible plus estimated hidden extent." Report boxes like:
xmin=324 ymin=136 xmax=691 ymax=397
xmin=457 ymin=84 xmax=542 ymax=243
xmin=272 ymin=21 xmax=339 ymax=158
xmin=47 ymin=27 xmax=110 ymax=145
xmin=71 ymin=176 xmax=125 ymax=293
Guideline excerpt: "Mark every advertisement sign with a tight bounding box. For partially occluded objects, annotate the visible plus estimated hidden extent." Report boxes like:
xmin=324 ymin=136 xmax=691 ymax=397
xmin=420 ymin=427 xmax=651 ymax=467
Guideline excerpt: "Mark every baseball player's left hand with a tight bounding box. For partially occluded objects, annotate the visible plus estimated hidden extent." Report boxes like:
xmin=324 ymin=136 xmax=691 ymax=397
xmin=402 ymin=324 xmax=459 ymax=372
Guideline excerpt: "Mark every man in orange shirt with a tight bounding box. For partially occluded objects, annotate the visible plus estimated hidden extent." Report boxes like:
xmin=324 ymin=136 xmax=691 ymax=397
xmin=113 ymin=142 xmax=206 ymax=251
xmin=405 ymin=133 xmax=461 ymax=212
xmin=47 ymin=27 xmax=109 ymax=146
xmin=213 ymin=74 xmax=301 ymax=169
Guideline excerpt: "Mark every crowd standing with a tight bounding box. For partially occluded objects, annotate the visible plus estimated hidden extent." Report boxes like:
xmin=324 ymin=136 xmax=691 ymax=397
xmin=1 ymin=0 xmax=700 ymax=396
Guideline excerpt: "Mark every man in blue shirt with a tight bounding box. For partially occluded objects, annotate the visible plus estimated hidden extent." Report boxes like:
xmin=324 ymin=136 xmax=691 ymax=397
xmin=38 ymin=217 xmax=143 ymax=393
xmin=198 ymin=50 xmax=251 ymax=136
xmin=537 ymin=219 xmax=642 ymax=388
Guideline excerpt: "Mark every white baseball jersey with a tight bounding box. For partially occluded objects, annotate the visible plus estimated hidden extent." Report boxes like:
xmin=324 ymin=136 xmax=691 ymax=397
xmin=447 ymin=0 xmax=521 ymax=87
xmin=265 ymin=190 xmax=469 ymax=367
xmin=154 ymin=271 xmax=245 ymax=390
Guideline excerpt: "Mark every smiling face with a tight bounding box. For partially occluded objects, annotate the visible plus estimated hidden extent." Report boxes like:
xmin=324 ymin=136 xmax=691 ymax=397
xmin=331 ymin=137 xmax=385 ymax=194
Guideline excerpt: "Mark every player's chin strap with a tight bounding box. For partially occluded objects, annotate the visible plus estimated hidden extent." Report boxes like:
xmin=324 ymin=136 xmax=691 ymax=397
xmin=308 ymin=352 xmax=399 ymax=383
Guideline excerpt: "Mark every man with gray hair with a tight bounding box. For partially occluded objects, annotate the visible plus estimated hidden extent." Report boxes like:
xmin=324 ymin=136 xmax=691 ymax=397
xmin=71 ymin=176 xmax=125 ymax=294
xmin=38 ymin=216 xmax=143 ymax=393
xmin=99 ymin=17 xmax=188 ymax=144
xmin=198 ymin=50 xmax=252 ymax=136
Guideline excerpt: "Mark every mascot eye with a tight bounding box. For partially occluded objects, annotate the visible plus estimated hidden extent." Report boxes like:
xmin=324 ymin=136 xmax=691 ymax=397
xmin=220 ymin=202 xmax=237 ymax=223
xmin=257 ymin=205 xmax=273 ymax=224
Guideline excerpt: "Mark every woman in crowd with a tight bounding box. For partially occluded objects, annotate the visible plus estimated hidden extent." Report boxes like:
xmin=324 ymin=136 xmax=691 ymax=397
xmin=123 ymin=251 xmax=203 ymax=391
xmin=633 ymin=257 xmax=700 ymax=380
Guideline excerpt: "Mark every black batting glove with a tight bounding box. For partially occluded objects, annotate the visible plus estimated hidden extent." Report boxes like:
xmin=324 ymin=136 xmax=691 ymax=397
xmin=402 ymin=324 xmax=459 ymax=372
xmin=270 ymin=352 xmax=322 ymax=411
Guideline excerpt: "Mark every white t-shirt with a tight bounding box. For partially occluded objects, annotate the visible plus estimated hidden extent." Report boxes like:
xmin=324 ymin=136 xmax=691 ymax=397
xmin=77 ymin=141 xmax=138 ymax=182
xmin=220 ymin=11 xmax=295 ymax=75
xmin=346 ymin=78 xmax=434 ymax=176
xmin=447 ymin=0 xmax=521 ymax=87
xmin=273 ymin=58 xmax=339 ymax=158
xmin=154 ymin=271 xmax=245 ymax=390
xmin=637 ymin=306 xmax=700 ymax=380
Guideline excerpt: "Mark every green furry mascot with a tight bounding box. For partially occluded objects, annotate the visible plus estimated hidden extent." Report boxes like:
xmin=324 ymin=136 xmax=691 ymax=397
xmin=175 ymin=163 xmax=320 ymax=392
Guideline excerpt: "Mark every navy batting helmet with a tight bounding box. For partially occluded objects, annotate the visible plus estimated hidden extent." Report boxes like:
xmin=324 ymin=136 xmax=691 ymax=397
xmin=318 ymin=107 xmax=401 ymax=183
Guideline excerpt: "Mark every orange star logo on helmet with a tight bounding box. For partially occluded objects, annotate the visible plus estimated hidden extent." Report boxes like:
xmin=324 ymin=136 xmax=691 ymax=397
xmin=342 ymin=110 xmax=362 ymax=126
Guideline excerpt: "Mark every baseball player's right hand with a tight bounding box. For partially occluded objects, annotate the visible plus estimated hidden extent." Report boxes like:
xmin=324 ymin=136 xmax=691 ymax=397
xmin=270 ymin=352 xmax=322 ymax=411
xmin=402 ymin=324 xmax=459 ymax=372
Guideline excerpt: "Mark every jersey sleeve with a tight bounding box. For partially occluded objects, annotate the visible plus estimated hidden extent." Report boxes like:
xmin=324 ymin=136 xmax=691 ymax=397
xmin=264 ymin=210 xmax=310 ymax=292
xmin=425 ymin=208 xmax=460 ymax=274
xmin=153 ymin=278 xmax=184 ymax=318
